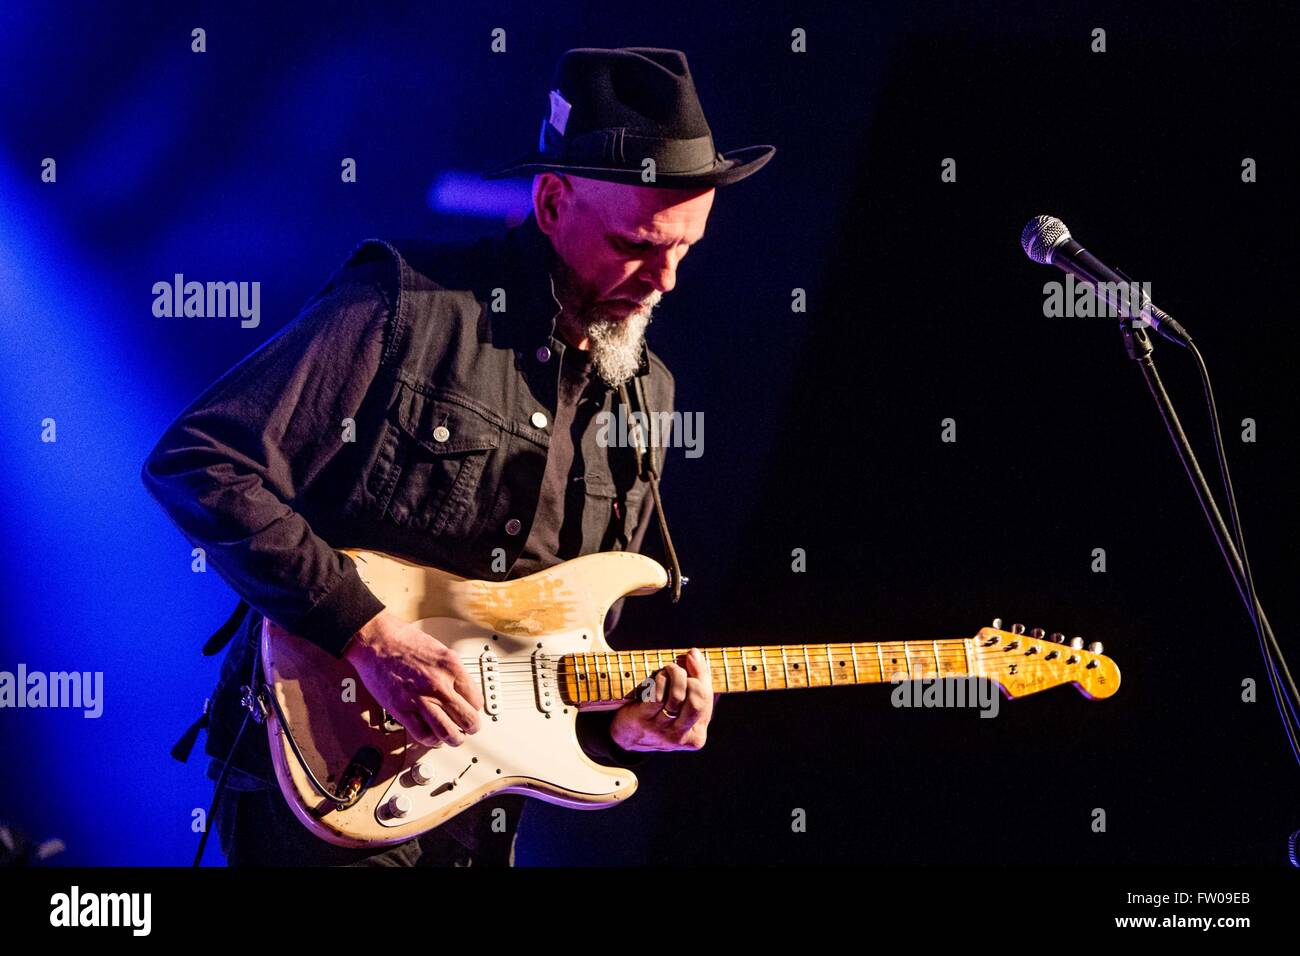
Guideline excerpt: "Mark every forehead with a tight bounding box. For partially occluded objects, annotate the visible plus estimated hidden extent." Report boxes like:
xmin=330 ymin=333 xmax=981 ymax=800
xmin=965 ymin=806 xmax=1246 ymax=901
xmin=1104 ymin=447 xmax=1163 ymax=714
xmin=573 ymin=178 xmax=714 ymax=241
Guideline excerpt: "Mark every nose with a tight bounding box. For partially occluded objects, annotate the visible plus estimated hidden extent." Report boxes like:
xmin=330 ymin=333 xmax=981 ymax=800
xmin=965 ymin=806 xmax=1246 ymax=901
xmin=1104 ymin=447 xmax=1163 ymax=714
xmin=643 ymin=247 xmax=685 ymax=295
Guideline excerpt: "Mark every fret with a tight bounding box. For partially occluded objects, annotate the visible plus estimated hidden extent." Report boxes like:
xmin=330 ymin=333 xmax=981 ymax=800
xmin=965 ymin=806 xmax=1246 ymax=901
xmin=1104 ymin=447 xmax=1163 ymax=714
xmin=961 ymin=638 xmax=972 ymax=676
xmin=719 ymin=649 xmax=730 ymax=692
xmin=824 ymin=643 xmax=833 ymax=686
xmin=802 ymin=645 xmax=813 ymax=687
xmin=932 ymin=639 xmax=941 ymax=679
xmin=740 ymin=647 xmax=750 ymax=691
xmin=643 ymin=650 xmax=651 ymax=692
xmin=850 ymin=642 xmax=860 ymax=684
xmin=779 ymin=645 xmax=790 ymax=688
xmin=876 ymin=643 xmax=886 ymax=682
xmin=760 ymin=646 xmax=769 ymax=689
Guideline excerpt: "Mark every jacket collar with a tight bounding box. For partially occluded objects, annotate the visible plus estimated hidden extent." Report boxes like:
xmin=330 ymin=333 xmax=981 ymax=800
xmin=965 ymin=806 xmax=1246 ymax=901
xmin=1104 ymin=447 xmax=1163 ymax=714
xmin=502 ymin=212 xmax=651 ymax=381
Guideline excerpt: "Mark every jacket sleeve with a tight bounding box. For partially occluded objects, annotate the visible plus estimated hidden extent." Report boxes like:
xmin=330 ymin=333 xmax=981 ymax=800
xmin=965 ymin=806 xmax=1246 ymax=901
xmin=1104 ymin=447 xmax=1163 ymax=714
xmin=141 ymin=265 xmax=393 ymax=658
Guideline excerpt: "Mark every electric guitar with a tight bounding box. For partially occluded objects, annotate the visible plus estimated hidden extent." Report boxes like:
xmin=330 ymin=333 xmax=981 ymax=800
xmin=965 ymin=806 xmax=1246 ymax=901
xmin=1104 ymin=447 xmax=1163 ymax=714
xmin=259 ymin=549 xmax=1120 ymax=847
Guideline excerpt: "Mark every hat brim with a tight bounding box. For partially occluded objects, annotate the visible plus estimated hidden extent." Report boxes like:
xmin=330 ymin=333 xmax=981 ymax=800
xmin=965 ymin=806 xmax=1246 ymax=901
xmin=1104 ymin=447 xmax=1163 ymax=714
xmin=481 ymin=144 xmax=775 ymax=189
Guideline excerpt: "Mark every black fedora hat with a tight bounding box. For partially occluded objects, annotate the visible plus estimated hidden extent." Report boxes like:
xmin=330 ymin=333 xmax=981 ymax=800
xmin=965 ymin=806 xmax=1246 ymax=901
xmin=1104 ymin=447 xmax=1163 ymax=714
xmin=483 ymin=47 xmax=775 ymax=189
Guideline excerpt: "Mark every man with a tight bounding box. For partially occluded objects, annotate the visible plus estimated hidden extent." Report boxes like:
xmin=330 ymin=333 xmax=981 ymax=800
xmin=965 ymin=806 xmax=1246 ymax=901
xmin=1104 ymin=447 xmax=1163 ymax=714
xmin=143 ymin=46 xmax=774 ymax=866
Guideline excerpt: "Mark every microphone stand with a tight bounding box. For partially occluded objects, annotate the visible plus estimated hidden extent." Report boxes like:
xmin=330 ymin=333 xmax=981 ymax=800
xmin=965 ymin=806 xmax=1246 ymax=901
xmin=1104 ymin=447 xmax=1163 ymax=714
xmin=1119 ymin=321 xmax=1253 ymax=607
xmin=1119 ymin=318 xmax=1295 ymax=739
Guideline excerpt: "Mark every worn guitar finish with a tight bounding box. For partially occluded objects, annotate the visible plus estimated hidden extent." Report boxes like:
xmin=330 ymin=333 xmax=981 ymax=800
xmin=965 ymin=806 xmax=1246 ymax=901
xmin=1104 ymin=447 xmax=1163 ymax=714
xmin=262 ymin=549 xmax=1121 ymax=847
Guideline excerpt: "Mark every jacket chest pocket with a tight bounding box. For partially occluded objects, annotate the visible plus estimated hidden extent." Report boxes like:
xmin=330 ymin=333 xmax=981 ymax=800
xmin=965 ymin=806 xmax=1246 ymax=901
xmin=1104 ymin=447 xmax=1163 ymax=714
xmin=376 ymin=385 xmax=502 ymax=537
xmin=583 ymin=471 xmax=650 ymax=552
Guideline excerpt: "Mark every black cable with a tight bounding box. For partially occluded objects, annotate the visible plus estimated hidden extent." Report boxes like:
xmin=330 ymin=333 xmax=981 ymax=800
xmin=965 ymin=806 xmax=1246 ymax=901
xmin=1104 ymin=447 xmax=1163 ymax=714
xmin=192 ymin=710 xmax=251 ymax=867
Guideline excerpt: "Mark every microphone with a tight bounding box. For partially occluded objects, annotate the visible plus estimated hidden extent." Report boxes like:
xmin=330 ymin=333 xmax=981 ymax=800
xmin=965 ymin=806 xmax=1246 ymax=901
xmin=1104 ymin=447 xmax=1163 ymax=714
xmin=1020 ymin=215 xmax=1191 ymax=346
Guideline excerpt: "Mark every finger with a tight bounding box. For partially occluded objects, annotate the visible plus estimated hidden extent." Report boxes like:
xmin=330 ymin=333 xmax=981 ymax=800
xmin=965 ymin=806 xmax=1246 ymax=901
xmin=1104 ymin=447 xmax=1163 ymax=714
xmin=448 ymin=660 xmax=485 ymax=712
xmin=417 ymin=698 xmax=466 ymax=747
xmin=680 ymin=648 xmax=713 ymax=692
xmin=636 ymin=670 xmax=669 ymax=716
xmin=399 ymin=708 xmax=442 ymax=749
xmin=434 ymin=686 xmax=482 ymax=735
xmin=668 ymin=678 xmax=712 ymax=733
xmin=659 ymin=663 xmax=688 ymax=719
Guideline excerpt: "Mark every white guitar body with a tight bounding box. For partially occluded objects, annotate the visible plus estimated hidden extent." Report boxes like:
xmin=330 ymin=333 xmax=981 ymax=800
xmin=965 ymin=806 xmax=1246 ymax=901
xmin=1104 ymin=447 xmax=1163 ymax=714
xmin=261 ymin=549 xmax=666 ymax=848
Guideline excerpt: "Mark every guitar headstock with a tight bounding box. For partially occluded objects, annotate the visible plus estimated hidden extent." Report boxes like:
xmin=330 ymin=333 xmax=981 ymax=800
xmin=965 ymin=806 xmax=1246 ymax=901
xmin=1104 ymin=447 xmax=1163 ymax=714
xmin=974 ymin=619 xmax=1120 ymax=700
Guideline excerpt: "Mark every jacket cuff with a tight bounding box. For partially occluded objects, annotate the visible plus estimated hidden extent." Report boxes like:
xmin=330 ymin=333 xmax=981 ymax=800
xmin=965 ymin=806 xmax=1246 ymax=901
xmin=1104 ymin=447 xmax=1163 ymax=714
xmin=575 ymin=709 xmax=647 ymax=768
xmin=294 ymin=563 xmax=386 ymax=658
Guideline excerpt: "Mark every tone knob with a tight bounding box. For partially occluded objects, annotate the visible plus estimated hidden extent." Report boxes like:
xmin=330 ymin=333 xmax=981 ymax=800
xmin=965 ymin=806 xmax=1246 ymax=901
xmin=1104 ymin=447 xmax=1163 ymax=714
xmin=410 ymin=761 xmax=435 ymax=785
xmin=1011 ymin=623 xmax=1026 ymax=635
xmin=386 ymin=794 xmax=412 ymax=819
xmin=1087 ymin=641 xmax=1104 ymax=655
xmin=1069 ymin=636 xmax=1085 ymax=649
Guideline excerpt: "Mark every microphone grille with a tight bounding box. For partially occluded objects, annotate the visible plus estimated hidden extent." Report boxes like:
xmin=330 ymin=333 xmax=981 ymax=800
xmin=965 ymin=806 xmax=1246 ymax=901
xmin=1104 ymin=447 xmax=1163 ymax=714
xmin=1021 ymin=215 xmax=1071 ymax=264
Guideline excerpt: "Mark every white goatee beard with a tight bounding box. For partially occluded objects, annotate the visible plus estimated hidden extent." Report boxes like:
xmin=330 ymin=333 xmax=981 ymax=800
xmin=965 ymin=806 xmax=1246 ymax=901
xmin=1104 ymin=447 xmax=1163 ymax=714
xmin=585 ymin=293 xmax=660 ymax=387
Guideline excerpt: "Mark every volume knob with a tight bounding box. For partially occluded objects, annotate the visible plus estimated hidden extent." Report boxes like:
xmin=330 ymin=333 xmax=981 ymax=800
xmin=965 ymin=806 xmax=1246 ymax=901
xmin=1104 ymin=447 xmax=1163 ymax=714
xmin=386 ymin=794 xmax=412 ymax=819
xmin=410 ymin=761 xmax=435 ymax=786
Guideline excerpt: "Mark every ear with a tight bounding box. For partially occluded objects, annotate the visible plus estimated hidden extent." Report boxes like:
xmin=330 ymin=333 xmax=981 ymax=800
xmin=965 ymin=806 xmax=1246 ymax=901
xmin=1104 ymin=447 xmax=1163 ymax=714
xmin=532 ymin=172 xmax=571 ymax=236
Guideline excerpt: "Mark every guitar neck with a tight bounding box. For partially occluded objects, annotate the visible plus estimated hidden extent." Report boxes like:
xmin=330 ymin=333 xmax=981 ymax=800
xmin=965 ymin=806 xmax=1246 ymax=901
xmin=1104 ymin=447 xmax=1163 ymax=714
xmin=563 ymin=640 xmax=984 ymax=706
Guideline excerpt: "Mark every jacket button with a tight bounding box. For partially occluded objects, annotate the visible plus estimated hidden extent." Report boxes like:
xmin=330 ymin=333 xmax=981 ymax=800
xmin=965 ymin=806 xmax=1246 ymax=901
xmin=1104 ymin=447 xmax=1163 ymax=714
xmin=505 ymin=518 xmax=522 ymax=536
xmin=530 ymin=412 xmax=548 ymax=429
xmin=432 ymin=425 xmax=450 ymax=443
xmin=535 ymin=346 xmax=552 ymax=363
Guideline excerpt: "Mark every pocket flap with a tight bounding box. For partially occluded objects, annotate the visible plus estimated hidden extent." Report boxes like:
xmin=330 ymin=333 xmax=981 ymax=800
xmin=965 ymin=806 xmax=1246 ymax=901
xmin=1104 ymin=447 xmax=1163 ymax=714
xmin=392 ymin=385 xmax=501 ymax=455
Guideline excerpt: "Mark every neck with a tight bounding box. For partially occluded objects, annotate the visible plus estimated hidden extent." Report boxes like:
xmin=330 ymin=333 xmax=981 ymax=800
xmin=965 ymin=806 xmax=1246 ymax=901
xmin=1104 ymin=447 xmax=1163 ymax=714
xmin=563 ymin=638 xmax=990 ymax=707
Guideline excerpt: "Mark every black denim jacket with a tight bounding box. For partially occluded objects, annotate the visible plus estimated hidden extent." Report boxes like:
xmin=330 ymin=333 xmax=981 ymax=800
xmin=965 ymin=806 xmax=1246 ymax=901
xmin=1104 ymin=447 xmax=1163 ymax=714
xmin=142 ymin=212 xmax=672 ymax=787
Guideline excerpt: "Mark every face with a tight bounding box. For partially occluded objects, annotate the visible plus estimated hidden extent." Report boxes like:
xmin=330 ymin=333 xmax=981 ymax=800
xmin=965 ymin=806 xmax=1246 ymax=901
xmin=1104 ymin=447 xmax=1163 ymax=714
xmin=533 ymin=173 xmax=715 ymax=367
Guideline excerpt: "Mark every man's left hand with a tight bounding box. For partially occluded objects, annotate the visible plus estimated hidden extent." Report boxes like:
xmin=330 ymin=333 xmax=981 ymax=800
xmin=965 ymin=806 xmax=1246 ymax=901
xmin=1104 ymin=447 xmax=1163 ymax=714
xmin=609 ymin=648 xmax=719 ymax=752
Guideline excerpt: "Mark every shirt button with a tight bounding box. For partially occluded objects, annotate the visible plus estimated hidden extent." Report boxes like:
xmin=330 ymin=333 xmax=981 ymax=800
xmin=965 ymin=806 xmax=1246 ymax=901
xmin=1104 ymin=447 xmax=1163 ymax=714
xmin=535 ymin=346 xmax=552 ymax=363
xmin=505 ymin=518 xmax=522 ymax=536
xmin=530 ymin=411 xmax=548 ymax=429
xmin=432 ymin=425 xmax=450 ymax=443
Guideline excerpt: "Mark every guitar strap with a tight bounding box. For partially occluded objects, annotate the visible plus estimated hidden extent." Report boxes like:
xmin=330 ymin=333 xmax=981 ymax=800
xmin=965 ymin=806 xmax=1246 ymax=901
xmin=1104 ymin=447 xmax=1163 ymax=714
xmin=617 ymin=375 xmax=686 ymax=603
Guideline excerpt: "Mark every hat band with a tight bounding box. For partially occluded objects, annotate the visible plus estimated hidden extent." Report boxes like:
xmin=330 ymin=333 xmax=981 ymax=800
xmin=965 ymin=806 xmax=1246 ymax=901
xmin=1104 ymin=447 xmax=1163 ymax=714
xmin=540 ymin=121 xmax=723 ymax=175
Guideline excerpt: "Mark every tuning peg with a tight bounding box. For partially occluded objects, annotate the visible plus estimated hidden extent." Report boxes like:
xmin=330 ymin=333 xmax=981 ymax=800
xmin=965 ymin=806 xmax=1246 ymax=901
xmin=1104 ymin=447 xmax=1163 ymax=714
xmin=1010 ymin=623 xmax=1026 ymax=635
xmin=1030 ymin=627 xmax=1045 ymax=639
xmin=1087 ymin=641 xmax=1104 ymax=655
xmin=1049 ymin=632 xmax=1065 ymax=643
xmin=1069 ymin=636 xmax=1085 ymax=649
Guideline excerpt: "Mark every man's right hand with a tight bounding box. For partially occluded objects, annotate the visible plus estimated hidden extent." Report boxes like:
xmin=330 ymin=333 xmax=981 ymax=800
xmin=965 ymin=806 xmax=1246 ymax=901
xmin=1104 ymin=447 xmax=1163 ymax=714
xmin=343 ymin=609 xmax=483 ymax=748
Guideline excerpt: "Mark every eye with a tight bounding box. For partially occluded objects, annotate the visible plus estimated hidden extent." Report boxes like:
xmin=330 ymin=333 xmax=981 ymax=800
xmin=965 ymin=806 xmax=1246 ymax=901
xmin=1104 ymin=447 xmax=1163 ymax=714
xmin=616 ymin=237 xmax=653 ymax=253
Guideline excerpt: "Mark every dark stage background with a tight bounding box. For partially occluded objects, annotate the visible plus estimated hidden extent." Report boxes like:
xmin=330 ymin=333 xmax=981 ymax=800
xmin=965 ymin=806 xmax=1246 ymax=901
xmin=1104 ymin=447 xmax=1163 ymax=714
xmin=1 ymin=1 xmax=1297 ymax=865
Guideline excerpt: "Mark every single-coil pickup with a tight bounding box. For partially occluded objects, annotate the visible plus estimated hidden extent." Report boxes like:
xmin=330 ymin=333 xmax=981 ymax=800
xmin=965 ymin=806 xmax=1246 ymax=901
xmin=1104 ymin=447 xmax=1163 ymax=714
xmin=532 ymin=648 xmax=556 ymax=714
xmin=480 ymin=651 xmax=500 ymax=717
